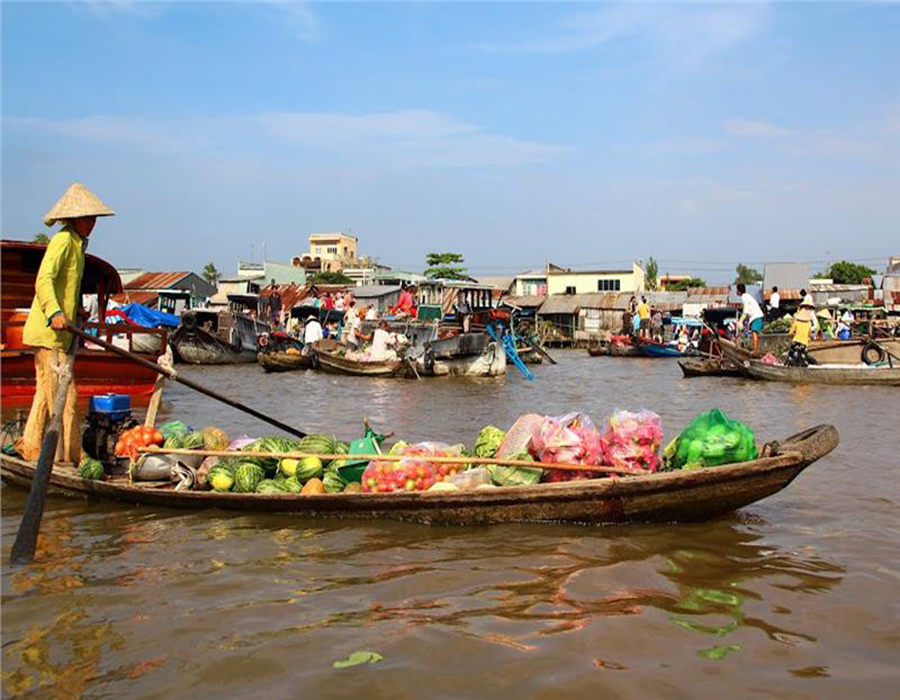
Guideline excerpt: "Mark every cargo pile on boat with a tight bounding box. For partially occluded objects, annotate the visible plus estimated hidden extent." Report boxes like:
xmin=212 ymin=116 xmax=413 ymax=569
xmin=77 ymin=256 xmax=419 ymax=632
xmin=77 ymin=409 xmax=761 ymax=494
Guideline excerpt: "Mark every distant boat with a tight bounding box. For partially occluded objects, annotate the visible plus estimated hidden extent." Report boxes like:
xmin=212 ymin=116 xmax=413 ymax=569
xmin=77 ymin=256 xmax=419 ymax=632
xmin=172 ymin=308 xmax=269 ymax=364
xmin=742 ymin=360 xmax=900 ymax=386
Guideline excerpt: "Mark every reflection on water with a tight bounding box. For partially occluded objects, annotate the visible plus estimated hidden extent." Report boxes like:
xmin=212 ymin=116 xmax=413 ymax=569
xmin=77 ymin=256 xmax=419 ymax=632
xmin=2 ymin=355 xmax=898 ymax=696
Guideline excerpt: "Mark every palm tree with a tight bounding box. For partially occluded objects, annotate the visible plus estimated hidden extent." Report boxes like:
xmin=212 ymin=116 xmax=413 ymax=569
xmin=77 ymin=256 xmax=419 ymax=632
xmin=202 ymin=262 xmax=221 ymax=286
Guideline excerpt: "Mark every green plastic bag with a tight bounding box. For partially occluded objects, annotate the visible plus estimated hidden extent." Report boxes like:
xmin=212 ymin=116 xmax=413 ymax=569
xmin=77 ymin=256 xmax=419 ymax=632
xmin=159 ymin=420 xmax=190 ymax=441
xmin=665 ymin=409 xmax=758 ymax=470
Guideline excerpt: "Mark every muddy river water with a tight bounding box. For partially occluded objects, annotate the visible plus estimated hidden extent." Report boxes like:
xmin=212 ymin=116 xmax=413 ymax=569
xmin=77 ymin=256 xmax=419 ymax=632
xmin=2 ymin=353 xmax=898 ymax=697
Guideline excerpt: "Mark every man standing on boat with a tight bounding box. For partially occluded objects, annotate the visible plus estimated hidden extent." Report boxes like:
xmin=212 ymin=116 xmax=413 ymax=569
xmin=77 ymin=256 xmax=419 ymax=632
xmin=16 ymin=183 xmax=115 ymax=463
xmin=736 ymin=283 xmax=764 ymax=355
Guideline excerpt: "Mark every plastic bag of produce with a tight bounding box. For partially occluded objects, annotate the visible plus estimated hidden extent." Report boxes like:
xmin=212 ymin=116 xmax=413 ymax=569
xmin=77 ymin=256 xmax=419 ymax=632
xmin=601 ymin=409 xmax=664 ymax=473
xmin=159 ymin=420 xmax=190 ymax=441
xmin=485 ymin=451 xmax=542 ymax=487
xmin=362 ymin=457 xmax=436 ymax=493
xmin=446 ymin=466 xmax=492 ymax=490
xmin=530 ymin=413 xmax=605 ymax=482
xmin=665 ymin=409 xmax=758 ymax=471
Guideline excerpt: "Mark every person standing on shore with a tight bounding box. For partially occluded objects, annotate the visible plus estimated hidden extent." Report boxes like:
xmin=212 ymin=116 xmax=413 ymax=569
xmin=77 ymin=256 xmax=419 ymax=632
xmin=16 ymin=183 xmax=115 ymax=463
xmin=736 ymin=283 xmax=764 ymax=354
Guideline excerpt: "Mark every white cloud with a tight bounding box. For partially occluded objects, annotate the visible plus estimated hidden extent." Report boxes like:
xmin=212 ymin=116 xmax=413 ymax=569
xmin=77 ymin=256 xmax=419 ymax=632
xmin=725 ymin=118 xmax=791 ymax=138
xmin=478 ymin=3 xmax=769 ymax=66
xmin=4 ymin=109 xmax=562 ymax=170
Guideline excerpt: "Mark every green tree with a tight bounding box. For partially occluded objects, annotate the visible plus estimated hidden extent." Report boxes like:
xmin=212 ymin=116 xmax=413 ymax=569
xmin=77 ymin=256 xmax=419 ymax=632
xmin=202 ymin=262 xmax=221 ymax=286
xmin=666 ymin=277 xmax=707 ymax=291
xmin=34 ymin=231 xmax=51 ymax=244
xmin=826 ymin=260 xmax=876 ymax=285
xmin=310 ymin=271 xmax=354 ymax=285
xmin=733 ymin=263 xmax=763 ymax=285
xmin=645 ymin=257 xmax=658 ymax=291
xmin=425 ymin=252 xmax=468 ymax=280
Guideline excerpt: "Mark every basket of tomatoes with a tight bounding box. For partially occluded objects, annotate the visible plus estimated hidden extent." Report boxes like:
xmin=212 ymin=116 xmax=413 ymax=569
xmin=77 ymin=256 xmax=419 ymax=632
xmin=115 ymin=425 xmax=164 ymax=461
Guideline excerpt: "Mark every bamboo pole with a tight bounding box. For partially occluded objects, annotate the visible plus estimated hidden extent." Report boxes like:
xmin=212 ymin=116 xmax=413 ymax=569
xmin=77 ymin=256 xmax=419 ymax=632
xmin=138 ymin=446 xmax=650 ymax=475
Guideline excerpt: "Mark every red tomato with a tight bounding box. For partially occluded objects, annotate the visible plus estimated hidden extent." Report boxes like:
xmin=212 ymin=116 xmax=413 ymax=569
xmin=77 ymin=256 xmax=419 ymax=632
xmin=151 ymin=429 xmax=163 ymax=444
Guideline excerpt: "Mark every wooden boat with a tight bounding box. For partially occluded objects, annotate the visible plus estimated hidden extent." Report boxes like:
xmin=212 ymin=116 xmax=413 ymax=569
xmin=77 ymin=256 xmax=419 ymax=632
xmin=1 ymin=240 xmax=167 ymax=405
xmin=678 ymin=358 xmax=745 ymax=378
xmin=256 ymin=332 xmax=310 ymax=372
xmin=587 ymin=344 xmax=608 ymax=357
xmin=742 ymin=360 xmax=900 ymax=386
xmin=608 ymin=336 xmax=641 ymax=357
xmin=310 ymin=339 xmax=406 ymax=377
xmin=0 ymin=425 xmax=838 ymax=525
xmin=717 ymin=335 xmax=899 ymax=368
xmin=171 ymin=309 xmax=269 ymax=364
xmin=640 ymin=341 xmax=693 ymax=358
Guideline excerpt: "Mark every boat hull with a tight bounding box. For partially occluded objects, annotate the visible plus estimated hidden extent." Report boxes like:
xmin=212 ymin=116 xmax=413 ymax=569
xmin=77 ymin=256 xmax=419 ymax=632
xmin=678 ymin=358 xmax=744 ymax=378
xmin=258 ymin=351 xmax=311 ymax=373
xmin=0 ymin=425 xmax=839 ymax=525
xmin=743 ymin=360 xmax=900 ymax=386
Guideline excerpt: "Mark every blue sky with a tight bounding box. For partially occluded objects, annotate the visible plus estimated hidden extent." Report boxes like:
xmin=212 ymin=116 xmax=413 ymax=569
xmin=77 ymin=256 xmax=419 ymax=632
xmin=2 ymin=1 xmax=898 ymax=282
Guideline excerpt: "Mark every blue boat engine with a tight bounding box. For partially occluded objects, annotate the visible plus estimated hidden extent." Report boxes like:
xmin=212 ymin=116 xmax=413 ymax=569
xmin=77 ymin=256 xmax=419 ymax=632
xmin=82 ymin=394 xmax=138 ymax=466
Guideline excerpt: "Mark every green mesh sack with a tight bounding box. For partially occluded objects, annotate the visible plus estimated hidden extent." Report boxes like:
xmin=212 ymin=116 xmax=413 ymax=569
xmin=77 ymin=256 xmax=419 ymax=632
xmin=665 ymin=409 xmax=758 ymax=470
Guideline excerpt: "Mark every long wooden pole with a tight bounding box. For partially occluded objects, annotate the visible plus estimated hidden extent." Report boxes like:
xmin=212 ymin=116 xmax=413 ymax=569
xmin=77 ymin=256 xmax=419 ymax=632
xmin=139 ymin=446 xmax=650 ymax=475
xmin=66 ymin=324 xmax=306 ymax=439
xmin=10 ymin=349 xmax=76 ymax=564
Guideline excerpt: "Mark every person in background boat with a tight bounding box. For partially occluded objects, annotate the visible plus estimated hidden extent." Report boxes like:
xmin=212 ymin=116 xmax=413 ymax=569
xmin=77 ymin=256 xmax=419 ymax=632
xmin=369 ymin=319 xmax=398 ymax=361
xmin=769 ymin=286 xmax=780 ymax=315
xmin=650 ymin=309 xmax=663 ymax=342
xmin=455 ymin=292 xmax=472 ymax=333
xmin=303 ymin=314 xmax=323 ymax=349
xmin=837 ymin=308 xmax=854 ymax=340
xmin=323 ymin=293 xmax=334 ymax=311
xmin=390 ymin=284 xmax=417 ymax=319
xmin=334 ymin=294 xmax=344 ymax=312
xmin=343 ymin=290 xmax=354 ymax=310
xmin=637 ymin=297 xmax=651 ymax=338
xmin=799 ymin=289 xmax=819 ymax=337
xmin=267 ymin=283 xmax=281 ymax=328
xmin=736 ymin=283 xmax=764 ymax=354
xmin=16 ymin=183 xmax=115 ymax=463
xmin=816 ymin=309 xmax=834 ymax=340
xmin=786 ymin=300 xmax=815 ymax=367
xmin=345 ymin=304 xmax=364 ymax=352
xmin=365 ymin=305 xmax=378 ymax=321
xmin=621 ymin=307 xmax=632 ymax=336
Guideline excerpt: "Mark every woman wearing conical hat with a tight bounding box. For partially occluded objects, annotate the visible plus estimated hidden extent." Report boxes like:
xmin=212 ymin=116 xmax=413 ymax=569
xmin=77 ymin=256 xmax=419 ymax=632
xmin=15 ymin=183 xmax=115 ymax=463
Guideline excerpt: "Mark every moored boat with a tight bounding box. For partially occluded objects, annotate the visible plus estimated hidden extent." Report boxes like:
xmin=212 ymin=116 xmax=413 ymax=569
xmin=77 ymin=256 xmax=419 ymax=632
xmin=171 ymin=308 xmax=269 ymax=364
xmin=741 ymin=360 xmax=900 ymax=386
xmin=587 ymin=343 xmax=608 ymax=357
xmin=640 ymin=341 xmax=694 ymax=358
xmin=257 ymin=332 xmax=310 ymax=372
xmin=0 ymin=425 xmax=839 ymax=525
xmin=310 ymin=339 xmax=406 ymax=377
xmin=678 ymin=358 xmax=745 ymax=378
xmin=1 ymin=240 xmax=167 ymax=405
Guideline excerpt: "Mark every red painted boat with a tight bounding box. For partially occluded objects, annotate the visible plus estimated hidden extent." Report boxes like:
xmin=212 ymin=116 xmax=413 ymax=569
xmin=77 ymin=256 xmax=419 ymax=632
xmin=1 ymin=240 xmax=167 ymax=407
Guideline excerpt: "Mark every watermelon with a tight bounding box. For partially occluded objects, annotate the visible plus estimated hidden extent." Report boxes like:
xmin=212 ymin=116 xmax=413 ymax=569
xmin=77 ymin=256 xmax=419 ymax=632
xmin=297 ymin=434 xmax=334 ymax=459
xmin=256 ymin=479 xmax=288 ymax=494
xmin=163 ymin=435 xmax=184 ymax=450
xmin=159 ymin=420 xmax=190 ymax=441
xmin=334 ymin=440 xmax=350 ymax=455
xmin=182 ymin=431 xmax=206 ymax=450
xmin=245 ymin=436 xmax=302 ymax=472
xmin=296 ymin=456 xmax=323 ymax=483
xmin=79 ymin=458 xmax=104 ymax=481
xmin=208 ymin=466 xmax=235 ymax=492
xmin=280 ymin=477 xmax=303 ymax=493
xmin=233 ymin=462 xmax=266 ymax=493
xmin=323 ymin=467 xmax=346 ymax=494
xmin=202 ymin=426 xmax=230 ymax=451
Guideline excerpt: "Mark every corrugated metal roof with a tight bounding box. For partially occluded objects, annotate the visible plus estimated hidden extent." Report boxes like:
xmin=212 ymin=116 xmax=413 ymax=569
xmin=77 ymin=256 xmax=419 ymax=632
xmin=111 ymin=291 xmax=159 ymax=306
xmin=354 ymin=284 xmax=401 ymax=298
xmin=126 ymin=271 xmax=192 ymax=290
xmin=502 ymin=294 xmax=546 ymax=309
xmin=763 ymin=263 xmax=810 ymax=291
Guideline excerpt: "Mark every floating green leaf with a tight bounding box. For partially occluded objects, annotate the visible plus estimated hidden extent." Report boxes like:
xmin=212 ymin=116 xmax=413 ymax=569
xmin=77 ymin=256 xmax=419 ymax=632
xmin=333 ymin=651 xmax=383 ymax=669
xmin=697 ymin=644 xmax=742 ymax=660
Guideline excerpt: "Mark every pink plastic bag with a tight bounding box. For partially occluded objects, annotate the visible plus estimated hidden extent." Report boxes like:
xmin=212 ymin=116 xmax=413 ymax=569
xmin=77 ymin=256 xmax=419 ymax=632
xmin=601 ymin=410 xmax=663 ymax=473
xmin=530 ymin=413 xmax=605 ymax=482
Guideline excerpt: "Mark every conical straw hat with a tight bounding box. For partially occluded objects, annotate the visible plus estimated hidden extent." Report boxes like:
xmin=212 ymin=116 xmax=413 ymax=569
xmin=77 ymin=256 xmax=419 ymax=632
xmin=43 ymin=183 xmax=115 ymax=226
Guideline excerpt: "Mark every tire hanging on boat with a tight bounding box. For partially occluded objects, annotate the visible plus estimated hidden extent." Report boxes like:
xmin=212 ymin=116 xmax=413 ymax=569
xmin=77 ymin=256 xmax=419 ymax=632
xmin=863 ymin=342 xmax=885 ymax=365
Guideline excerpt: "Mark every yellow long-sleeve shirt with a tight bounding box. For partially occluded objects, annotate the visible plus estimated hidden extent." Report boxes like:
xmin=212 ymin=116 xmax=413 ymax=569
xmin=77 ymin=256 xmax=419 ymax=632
xmin=22 ymin=227 xmax=85 ymax=350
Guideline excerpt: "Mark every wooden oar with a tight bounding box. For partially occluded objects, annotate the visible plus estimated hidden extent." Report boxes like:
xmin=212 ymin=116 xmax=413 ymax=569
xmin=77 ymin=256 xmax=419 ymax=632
xmin=140 ymin=446 xmax=651 ymax=476
xmin=66 ymin=324 xmax=306 ymax=439
xmin=10 ymin=347 xmax=76 ymax=564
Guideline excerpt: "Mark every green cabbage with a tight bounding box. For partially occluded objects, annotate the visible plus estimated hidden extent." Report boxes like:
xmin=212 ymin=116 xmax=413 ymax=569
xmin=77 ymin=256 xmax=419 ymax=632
xmin=486 ymin=451 xmax=541 ymax=487
xmin=473 ymin=425 xmax=506 ymax=459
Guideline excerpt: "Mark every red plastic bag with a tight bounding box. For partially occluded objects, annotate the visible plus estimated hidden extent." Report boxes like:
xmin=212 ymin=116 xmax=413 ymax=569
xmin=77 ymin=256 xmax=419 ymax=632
xmin=601 ymin=410 xmax=663 ymax=473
